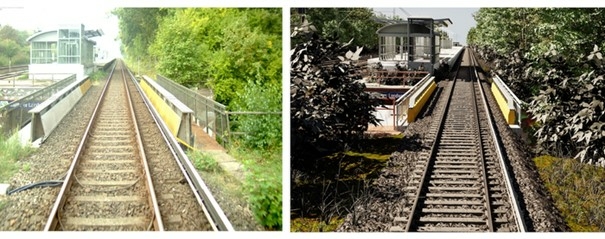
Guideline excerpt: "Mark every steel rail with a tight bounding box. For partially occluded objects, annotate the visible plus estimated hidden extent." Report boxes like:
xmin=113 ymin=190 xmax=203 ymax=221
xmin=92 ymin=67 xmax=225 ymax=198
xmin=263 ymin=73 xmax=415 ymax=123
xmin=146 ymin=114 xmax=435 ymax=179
xmin=469 ymin=53 xmax=495 ymax=232
xmin=120 ymin=65 xmax=164 ymax=231
xmin=124 ymin=68 xmax=234 ymax=231
xmin=44 ymin=60 xmax=163 ymax=231
xmin=44 ymin=58 xmax=116 ymax=231
xmin=403 ymin=48 xmax=463 ymax=232
xmin=469 ymin=49 xmax=527 ymax=232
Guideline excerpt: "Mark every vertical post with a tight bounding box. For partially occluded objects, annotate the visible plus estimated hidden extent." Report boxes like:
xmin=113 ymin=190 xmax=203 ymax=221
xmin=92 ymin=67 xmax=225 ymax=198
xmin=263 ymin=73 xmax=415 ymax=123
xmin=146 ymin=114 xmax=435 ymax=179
xmin=11 ymin=59 xmax=15 ymax=88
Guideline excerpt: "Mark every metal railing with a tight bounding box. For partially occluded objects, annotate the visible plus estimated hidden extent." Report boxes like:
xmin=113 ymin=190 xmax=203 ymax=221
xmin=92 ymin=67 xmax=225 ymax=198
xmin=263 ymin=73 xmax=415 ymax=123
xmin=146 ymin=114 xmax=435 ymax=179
xmin=155 ymin=75 xmax=230 ymax=146
xmin=154 ymin=75 xmax=281 ymax=148
xmin=0 ymin=74 xmax=77 ymax=136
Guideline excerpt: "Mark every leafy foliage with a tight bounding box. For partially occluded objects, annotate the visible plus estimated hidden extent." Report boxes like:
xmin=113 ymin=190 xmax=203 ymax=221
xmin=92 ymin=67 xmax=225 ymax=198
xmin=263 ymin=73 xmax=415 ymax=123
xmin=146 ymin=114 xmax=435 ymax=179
xmin=231 ymin=81 xmax=281 ymax=151
xmin=469 ymin=8 xmax=605 ymax=165
xmin=291 ymin=8 xmax=383 ymax=52
xmin=0 ymin=25 xmax=30 ymax=66
xmin=116 ymin=8 xmax=282 ymax=229
xmin=290 ymin=26 xmax=382 ymax=167
xmin=527 ymin=46 xmax=605 ymax=165
xmin=243 ymin=159 xmax=282 ymax=230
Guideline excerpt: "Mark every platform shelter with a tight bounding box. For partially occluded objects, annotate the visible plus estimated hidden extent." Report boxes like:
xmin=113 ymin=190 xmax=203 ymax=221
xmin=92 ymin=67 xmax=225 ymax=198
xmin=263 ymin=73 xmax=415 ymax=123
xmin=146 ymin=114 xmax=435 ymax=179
xmin=26 ymin=24 xmax=102 ymax=80
xmin=375 ymin=17 xmax=452 ymax=73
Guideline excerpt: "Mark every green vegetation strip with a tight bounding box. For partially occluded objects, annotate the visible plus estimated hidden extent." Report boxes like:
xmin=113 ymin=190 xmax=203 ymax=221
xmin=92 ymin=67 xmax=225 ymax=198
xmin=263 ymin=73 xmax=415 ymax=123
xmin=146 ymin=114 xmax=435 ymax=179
xmin=291 ymin=134 xmax=402 ymax=232
xmin=0 ymin=133 xmax=33 ymax=183
xmin=534 ymin=156 xmax=605 ymax=231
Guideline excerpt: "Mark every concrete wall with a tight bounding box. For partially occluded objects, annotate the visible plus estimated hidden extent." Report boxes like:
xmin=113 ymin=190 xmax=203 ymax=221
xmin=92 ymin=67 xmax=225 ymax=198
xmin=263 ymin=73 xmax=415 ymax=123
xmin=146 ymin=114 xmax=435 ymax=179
xmin=407 ymin=78 xmax=436 ymax=123
xmin=139 ymin=76 xmax=194 ymax=146
xmin=491 ymin=82 xmax=516 ymax=125
xmin=26 ymin=76 xmax=92 ymax=144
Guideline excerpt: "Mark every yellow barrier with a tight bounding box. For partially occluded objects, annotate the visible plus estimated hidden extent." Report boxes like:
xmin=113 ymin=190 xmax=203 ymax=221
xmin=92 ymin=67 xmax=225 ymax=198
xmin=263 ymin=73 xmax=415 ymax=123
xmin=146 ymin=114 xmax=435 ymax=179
xmin=140 ymin=80 xmax=182 ymax=136
xmin=79 ymin=79 xmax=91 ymax=94
xmin=491 ymin=83 xmax=516 ymax=124
xmin=407 ymin=81 xmax=436 ymax=123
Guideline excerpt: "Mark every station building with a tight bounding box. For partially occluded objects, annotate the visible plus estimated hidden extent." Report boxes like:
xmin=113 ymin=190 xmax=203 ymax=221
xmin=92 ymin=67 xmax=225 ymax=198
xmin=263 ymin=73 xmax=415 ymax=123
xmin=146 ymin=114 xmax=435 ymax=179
xmin=26 ymin=24 xmax=102 ymax=80
xmin=371 ymin=17 xmax=453 ymax=73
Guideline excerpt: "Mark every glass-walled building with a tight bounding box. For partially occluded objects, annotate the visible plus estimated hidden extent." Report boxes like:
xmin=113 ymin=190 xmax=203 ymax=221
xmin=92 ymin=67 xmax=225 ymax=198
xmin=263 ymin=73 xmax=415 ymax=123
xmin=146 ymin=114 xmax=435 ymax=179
xmin=27 ymin=24 xmax=100 ymax=80
xmin=375 ymin=17 xmax=451 ymax=73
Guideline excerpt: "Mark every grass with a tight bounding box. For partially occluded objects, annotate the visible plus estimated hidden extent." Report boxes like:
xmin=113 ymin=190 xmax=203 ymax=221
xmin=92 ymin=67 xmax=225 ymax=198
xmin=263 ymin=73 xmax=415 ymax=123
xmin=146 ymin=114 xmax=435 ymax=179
xmin=0 ymin=133 xmax=34 ymax=183
xmin=186 ymin=140 xmax=282 ymax=230
xmin=89 ymin=70 xmax=108 ymax=85
xmin=230 ymin=145 xmax=282 ymax=230
xmin=0 ymin=199 xmax=7 ymax=211
xmin=291 ymin=133 xmax=405 ymax=232
xmin=187 ymin=150 xmax=222 ymax=173
xmin=188 ymin=152 xmax=262 ymax=231
xmin=290 ymin=217 xmax=344 ymax=232
xmin=534 ymin=155 xmax=605 ymax=231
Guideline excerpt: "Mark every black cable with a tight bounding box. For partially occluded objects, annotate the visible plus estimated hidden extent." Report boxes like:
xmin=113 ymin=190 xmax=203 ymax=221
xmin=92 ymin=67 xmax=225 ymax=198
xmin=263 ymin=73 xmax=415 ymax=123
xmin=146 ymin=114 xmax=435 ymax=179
xmin=6 ymin=180 xmax=64 ymax=195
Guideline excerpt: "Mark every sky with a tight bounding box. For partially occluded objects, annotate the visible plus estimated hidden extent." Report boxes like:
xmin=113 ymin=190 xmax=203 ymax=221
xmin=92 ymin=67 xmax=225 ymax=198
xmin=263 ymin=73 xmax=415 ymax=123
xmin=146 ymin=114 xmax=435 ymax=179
xmin=0 ymin=2 xmax=122 ymax=61
xmin=373 ymin=8 xmax=478 ymax=46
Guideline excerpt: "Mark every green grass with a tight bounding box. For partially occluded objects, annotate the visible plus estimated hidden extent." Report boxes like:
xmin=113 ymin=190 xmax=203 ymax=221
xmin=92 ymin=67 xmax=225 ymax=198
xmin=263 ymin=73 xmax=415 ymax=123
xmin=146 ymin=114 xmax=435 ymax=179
xmin=187 ymin=142 xmax=282 ymax=230
xmin=0 ymin=199 xmax=7 ymax=211
xmin=291 ymin=217 xmax=344 ymax=232
xmin=0 ymin=133 xmax=34 ymax=182
xmin=187 ymin=150 xmax=222 ymax=173
xmin=21 ymin=163 xmax=30 ymax=172
xmin=230 ymin=145 xmax=282 ymax=230
xmin=534 ymin=155 xmax=605 ymax=231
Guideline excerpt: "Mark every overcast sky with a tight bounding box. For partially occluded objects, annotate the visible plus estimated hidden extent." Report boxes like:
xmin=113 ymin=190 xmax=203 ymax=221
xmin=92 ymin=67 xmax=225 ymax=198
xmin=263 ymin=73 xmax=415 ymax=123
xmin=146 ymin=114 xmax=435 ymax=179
xmin=0 ymin=3 xmax=122 ymax=60
xmin=373 ymin=8 xmax=479 ymax=46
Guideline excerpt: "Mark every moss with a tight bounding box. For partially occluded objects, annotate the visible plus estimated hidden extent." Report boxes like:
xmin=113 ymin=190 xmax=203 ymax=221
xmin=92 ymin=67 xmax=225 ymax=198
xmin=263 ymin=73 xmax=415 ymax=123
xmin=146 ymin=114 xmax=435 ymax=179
xmin=534 ymin=155 xmax=605 ymax=231
xmin=291 ymin=217 xmax=344 ymax=232
xmin=291 ymin=134 xmax=404 ymax=231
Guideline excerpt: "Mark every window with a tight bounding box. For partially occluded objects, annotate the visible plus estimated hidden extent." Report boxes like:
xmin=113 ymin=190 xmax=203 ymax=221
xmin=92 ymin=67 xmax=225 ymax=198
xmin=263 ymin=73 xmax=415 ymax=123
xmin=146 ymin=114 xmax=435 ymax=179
xmin=30 ymin=42 xmax=57 ymax=64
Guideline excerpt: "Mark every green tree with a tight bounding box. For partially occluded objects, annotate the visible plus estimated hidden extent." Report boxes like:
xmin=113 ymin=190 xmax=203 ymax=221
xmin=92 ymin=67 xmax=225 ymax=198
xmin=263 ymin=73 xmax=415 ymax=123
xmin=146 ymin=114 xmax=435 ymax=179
xmin=113 ymin=8 xmax=171 ymax=68
xmin=0 ymin=25 xmax=30 ymax=66
xmin=292 ymin=8 xmax=383 ymax=52
xmin=0 ymin=39 xmax=20 ymax=67
xmin=470 ymin=8 xmax=605 ymax=165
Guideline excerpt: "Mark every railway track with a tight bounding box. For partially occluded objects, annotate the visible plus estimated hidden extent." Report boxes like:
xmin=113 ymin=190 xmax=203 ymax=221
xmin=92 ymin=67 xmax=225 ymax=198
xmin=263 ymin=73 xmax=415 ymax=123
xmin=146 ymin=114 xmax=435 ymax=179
xmin=0 ymin=65 xmax=28 ymax=80
xmin=44 ymin=60 xmax=161 ymax=231
xmin=42 ymin=60 xmax=232 ymax=231
xmin=390 ymin=48 xmax=526 ymax=232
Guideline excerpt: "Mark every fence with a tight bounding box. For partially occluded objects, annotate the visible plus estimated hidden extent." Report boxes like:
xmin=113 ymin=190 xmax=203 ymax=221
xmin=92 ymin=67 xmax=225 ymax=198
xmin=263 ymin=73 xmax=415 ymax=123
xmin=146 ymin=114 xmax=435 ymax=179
xmin=154 ymin=75 xmax=281 ymax=148
xmin=155 ymin=75 xmax=230 ymax=146
xmin=0 ymin=74 xmax=77 ymax=136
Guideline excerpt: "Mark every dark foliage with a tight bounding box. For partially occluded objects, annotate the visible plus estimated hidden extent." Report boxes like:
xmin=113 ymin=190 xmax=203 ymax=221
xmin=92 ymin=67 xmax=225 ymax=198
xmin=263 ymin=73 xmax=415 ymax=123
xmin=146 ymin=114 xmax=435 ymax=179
xmin=290 ymin=27 xmax=382 ymax=168
xmin=528 ymin=46 xmax=605 ymax=165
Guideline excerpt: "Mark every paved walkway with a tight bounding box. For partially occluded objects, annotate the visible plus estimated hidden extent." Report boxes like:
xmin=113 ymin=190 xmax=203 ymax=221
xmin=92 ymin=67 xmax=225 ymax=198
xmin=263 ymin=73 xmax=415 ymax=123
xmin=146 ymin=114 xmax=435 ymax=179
xmin=190 ymin=122 xmax=245 ymax=182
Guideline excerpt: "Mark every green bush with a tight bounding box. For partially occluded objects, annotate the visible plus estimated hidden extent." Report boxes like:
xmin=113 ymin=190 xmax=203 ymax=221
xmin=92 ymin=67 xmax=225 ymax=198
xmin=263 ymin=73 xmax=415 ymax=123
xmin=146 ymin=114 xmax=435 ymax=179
xmin=231 ymin=81 xmax=281 ymax=152
xmin=187 ymin=150 xmax=221 ymax=172
xmin=243 ymin=160 xmax=282 ymax=230
xmin=0 ymin=133 xmax=33 ymax=182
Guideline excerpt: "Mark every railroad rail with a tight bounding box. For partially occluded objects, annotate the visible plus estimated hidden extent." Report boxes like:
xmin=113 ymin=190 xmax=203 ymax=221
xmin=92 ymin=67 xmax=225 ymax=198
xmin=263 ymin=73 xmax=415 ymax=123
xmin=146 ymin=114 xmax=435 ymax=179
xmin=43 ymin=59 xmax=232 ymax=231
xmin=0 ymin=64 xmax=28 ymax=73
xmin=0 ymin=65 xmax=28 ymax=80
xmin=390 ymin=48 xmax=526 ymax=232
xmin=44 ymin=60 xmax=162 ymax=230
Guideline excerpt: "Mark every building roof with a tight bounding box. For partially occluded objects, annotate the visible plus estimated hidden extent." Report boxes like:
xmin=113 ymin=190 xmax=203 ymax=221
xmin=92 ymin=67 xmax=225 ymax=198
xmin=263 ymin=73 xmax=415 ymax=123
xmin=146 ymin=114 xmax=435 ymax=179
xmin=26 ymin=29 xmax=98 ymax=45
xmin=26 ymin=30 xmax=56 ymax=42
